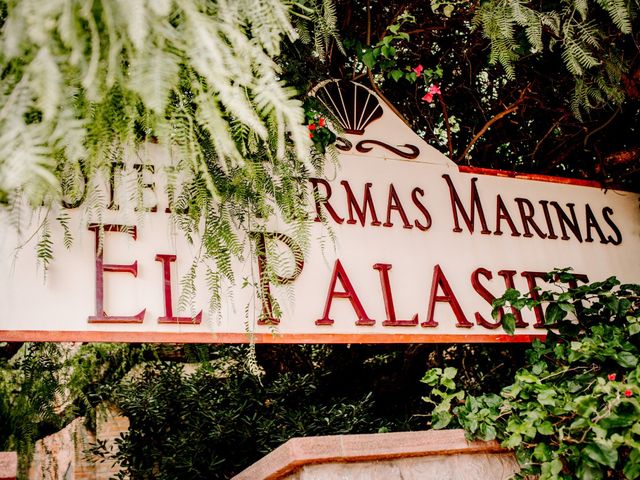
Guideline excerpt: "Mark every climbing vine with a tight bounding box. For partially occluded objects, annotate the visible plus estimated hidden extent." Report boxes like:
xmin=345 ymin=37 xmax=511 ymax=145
xmin=423 ymin=272 xmax=640 ymax=479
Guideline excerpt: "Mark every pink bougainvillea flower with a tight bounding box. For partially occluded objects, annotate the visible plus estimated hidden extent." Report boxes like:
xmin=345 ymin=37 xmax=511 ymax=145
xmin=429 ymin=84 xmax=441 ymax=95
xmin=625 ymin=389 xmax=633 ymax=397
xmin=308 ymin=124 xmax=316 ymax=131
xmin=608 ymin=373 xmax=616 ymax=381
xmin=413 ymin=65 xmax=424 ymax=76
xmin=421 ymin=92 xmax=433 ymax=103
xmin=318 ymin=118 xmax=326 ymax=127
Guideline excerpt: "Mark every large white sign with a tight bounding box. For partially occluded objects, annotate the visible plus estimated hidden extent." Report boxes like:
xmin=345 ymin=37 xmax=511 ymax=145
xmin=1 ymin=81 xmax=639 ymax=343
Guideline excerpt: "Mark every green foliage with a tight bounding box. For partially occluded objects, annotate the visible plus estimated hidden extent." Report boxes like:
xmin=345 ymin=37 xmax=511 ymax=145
xmin=0 ymin=0 xmax=341 ymax=297
xmin=0 ymin=343 xmax=154 ymax=476
xmin=423 ymin=273 xmax=640 ymax=479
xmin=92 ymin=345 xmax=407 ymax=479
xmin=304 ymin=100 xmax=337 ymax=154
xmin=346 ymin=11 xmax=415 ymax=82
xmin=1 ymin=340 xmax=533 ymax=478
xmin=474 ymin=0 xmax=635 ymax=118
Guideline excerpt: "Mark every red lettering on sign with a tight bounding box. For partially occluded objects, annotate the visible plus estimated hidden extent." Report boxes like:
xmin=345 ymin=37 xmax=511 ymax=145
xmin=411 ymin=187 xmax=432 ymax=231
xmin=383 ymin=184 xmax=412 ymax=229
xmin=515 ymin=198 xmax=547 ymax=239
xmin=87 ymin=224 xmax=145 ymax=323
xmin=309 ymin=178 xmax=344 ymax=224
xmin=520 ymin=271 xmax=549 ymax=328
xmin=422 ymin=264 xmax=472 ymax=328
xmin=538 ymin=200 xmax=559 ymax=239
xmin=602 ymin=207 xmax=622 ymax=245
xmin=253 ymin=232 xmax=305 ymax=325
xmin=442 ymin=175 xmax=491 ymax=235
xmin=374 ymin=263 xmax=418 ymax=326
xmin=316 ymin=259 xmax=374 ymax=326
xmin=495 ymin=195 xmax=521 ymax=237
xmin=550 ymin=202 xmax=583 ymax=242
xmin=471 ymin=268 xmax=501 ymax=329
xmin=155 ymin=254 xmax=202 ymax=324
xmin=341 ymin=180 xmax=382 ymax=227
xmin=497 ymin=269 xmax=528 ymax=327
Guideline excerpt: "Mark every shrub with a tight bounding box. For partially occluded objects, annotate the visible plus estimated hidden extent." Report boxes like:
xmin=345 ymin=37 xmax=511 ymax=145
xmin=423 ymin=274 xmax=640 ymax=479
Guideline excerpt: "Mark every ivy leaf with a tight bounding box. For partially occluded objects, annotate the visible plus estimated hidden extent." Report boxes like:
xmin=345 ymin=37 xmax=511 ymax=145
xmin=503 ymin=432 xmax=523 ymax=449
xmin=540 ymin=458 xmax=563 ymax=480
xmin=615 ymin=351 xmax=637 ymax=368
xmin=502 ymin=313 xmax=516 ymax=335
xmin=362 ymin=50 xmax=376 ymax=69
xmin=624 ymin=449 xmax=640 ymax=479
xmin=545 ymin=302 xmax=567 ymax=324
xmin=381 ymin=45 xmax=394 ymax=58
xmin=479 ymin=423 xmax=497 ymax=441
xmin=431 ymin=411 xmax=452 ymax=429
xmin=583 ymin=441 xmax=618 ymax=469
xmin=389 ymin=69 xmax=404 ymax=82
xmin=421 ymin=369 xmax=441 ymax=386
xmin=537 ymin=389 xmax=556 ymax=407
xmin=534 ymin=443 xmax=552 ymax=461
xmin=443 ymin=367 xmax=457 ymax=380
xmin=503 ymin=288 xmax=521 ymax=302
xmin=559 ymin=302 xmax=576 ymax=314
xmin=516 ymin=371 xmax=539 ymax=383
xmin=537 ymin=421 xmax=554 ymax=435
xmin=623 ymin=462 xmax=640 ymax=480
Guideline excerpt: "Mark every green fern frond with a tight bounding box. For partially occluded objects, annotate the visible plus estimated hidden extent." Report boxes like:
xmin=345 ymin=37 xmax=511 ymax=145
xmin=56 ymin=212 xmax=73 ymax=249
xmin=36 ymin=218 xmax=53 ymax=274
xmin=597 ymin=0 xmax=632 ymax=33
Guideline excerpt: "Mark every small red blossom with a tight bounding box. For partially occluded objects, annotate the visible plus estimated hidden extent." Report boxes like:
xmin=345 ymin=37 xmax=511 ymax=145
xmin=422 ymin=92 xmax=433 ymax=103
xmin=309 ymin=132 xmax=314 ymax=138
xmin=413 ymin=64 xmax=424 ymax=76
xmin=308 ymin=124 xmax=316 ymax=131
xmin=429 ymin=84 xmax=442 ymax=95
xmin=625 ymin=389 xmax=633 ymax=397
xmin=608 ymin=373 xmax=616 ymax=381
xmin=318 ymin=118 xmax=326 ymax=127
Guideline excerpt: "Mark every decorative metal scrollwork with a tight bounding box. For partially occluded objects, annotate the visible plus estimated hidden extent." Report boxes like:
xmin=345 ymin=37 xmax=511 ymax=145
xmin=355 ymin=140 xmax=420 ymax=159
xmin=335 ymin=137 xmax=353 ymax=151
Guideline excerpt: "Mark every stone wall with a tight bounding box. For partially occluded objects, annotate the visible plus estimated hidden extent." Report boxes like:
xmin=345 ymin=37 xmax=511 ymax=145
xmin=0 ymin=452 xmax=17 ymax=480
xmin=28 ymin=405 xmax=129 ymax=480
xmin=28 ymin=415 xmax=517 ymax=480
xmin=233 ymin=429 xmax=520 ymax=480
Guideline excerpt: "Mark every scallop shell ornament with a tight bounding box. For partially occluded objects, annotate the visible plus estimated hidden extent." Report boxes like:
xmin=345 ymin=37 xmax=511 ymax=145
xmin=313 ymin=80 xmax=383 ymax=135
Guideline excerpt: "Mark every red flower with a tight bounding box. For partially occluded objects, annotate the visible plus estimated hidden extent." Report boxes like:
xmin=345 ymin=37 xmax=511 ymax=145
xmin=309 ymin=132 xmax=314 ymax=138
xmin=318 ymin=118 xmax=325 ymax=127
xmin=413 ymin=65 xmax=424 ymax=76
xmin=429 ymin=84 xmax=442 ymax=95
xmin=308 ymin=124 xmax=316 ymax=131
xmin=608 ymin=374 xmax=616 ymax=381
xmin=422 ymin=92 xmax=433 ymax=103
xmin=625 ymin=389 xmax=633 ymax=397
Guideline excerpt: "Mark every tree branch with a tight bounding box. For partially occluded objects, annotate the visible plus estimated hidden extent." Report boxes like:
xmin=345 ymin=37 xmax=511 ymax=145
xmin=457 ymin=86 xmax=530 ymax=164
xmin=438 ymin=94 xmax=454 ymax=159
xmin=532 ymin=113 xmax=569 ymax=161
